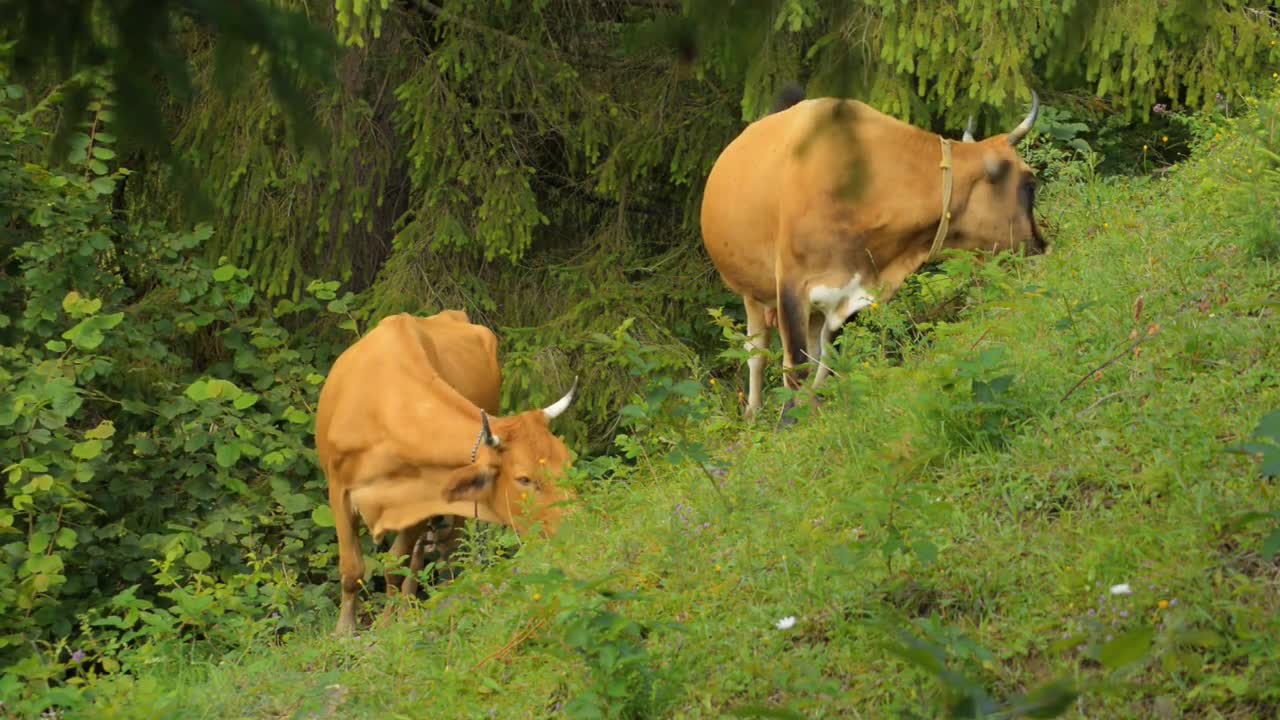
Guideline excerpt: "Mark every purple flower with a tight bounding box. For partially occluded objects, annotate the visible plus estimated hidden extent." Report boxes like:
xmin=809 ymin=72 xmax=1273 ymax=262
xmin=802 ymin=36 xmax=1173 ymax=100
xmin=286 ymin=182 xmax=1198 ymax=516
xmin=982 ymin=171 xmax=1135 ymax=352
xmin=70 ymin=649 xmax=86 ymax=663
xmin=1119 ymin=610 xmax=1129 ymax=618
xmin=1169 ymin=599 xmax=1178 ymax=607
xmin=1153 ymin=103 xmax=1168 ymax=115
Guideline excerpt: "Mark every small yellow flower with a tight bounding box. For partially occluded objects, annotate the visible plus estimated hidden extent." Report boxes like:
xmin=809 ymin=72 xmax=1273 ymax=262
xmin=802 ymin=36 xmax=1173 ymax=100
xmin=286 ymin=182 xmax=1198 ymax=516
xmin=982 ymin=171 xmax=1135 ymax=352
xmin=533 ymin=592 xmax=542 ymax=601
xmin=1161 ymin=136 xmax=1168 ymax=143
xmin=1157 ymin=599 xmax=1170 ymax=610
xmin=1274 ymin=72 xmax=1279 ymax=80
xmin=1143 ymin=144 xmax=1149 ymax=151
xmin=715 ymin=564 xmax=722 ymax=572
xmin=1103 ymin=222 xmax=1110 ymax=229
xmin=870 ymin=302 xmax=879 ymax=310
xmin=709 ymin=378 xmax=717 ymax=386
xmin=1248 ymin=168 xmax=1254 ymax=174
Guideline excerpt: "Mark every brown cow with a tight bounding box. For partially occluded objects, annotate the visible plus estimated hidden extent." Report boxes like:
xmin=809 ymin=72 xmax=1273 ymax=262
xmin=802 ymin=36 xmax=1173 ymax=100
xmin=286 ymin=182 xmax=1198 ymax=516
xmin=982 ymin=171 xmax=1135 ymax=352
xmin=701 ymin=88 xmax=1047 ymax=420
xmin=315 ymin=310 xmax=579 ymax=635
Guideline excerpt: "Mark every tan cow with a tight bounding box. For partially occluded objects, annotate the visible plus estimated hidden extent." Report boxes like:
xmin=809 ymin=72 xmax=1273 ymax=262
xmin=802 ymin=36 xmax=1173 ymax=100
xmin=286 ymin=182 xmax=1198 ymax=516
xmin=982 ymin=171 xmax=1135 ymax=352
xmin=701 ymin=87 xmax=1048 ymax=421
xmin=315 ymin=310 xmax=579 ymax=635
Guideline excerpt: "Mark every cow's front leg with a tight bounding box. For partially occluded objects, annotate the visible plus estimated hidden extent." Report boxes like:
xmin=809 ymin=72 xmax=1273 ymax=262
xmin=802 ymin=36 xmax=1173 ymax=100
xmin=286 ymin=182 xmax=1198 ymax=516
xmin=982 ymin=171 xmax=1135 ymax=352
xmin=330 ymin=485 xmax=365 ymax=636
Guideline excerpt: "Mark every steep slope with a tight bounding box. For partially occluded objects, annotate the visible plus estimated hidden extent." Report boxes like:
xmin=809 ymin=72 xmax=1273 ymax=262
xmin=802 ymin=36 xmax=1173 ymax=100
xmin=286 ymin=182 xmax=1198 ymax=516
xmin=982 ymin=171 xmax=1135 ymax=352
xmin=104 ymin=105 xmax=1280 ymax=720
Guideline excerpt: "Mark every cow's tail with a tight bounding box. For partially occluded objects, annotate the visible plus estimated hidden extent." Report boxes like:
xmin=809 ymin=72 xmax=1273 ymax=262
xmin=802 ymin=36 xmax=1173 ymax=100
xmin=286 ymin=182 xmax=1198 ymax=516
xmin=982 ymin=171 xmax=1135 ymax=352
xmin=771 ymin=84 xmax=806 ymax=114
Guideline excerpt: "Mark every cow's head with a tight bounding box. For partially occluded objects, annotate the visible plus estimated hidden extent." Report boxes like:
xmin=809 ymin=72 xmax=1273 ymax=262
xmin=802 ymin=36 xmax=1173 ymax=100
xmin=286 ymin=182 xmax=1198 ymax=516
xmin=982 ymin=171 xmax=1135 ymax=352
xmin=950 ymin=91 xmax=1048 ymax=257
xmin=445 ymin=377 xmax=579 ymax=537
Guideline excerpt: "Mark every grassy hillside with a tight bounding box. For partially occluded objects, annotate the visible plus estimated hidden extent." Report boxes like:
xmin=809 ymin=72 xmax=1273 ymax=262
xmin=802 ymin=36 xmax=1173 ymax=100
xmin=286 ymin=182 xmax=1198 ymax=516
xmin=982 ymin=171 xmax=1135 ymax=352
xmin=76 ymin=103 xmax=1279 ymax=719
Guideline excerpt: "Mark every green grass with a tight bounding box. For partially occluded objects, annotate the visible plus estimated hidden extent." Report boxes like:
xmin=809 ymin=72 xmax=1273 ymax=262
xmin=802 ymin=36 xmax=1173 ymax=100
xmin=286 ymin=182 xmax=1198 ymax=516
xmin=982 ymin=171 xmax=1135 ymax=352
xmin=81 ymin=114 xmax=1280 ymax=719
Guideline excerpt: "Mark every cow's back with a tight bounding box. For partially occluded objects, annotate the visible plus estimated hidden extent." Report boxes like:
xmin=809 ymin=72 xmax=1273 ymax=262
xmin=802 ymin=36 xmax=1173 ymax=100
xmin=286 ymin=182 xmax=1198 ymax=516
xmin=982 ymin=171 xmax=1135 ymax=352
xmin=316 ymin=313 xmax=435 ymax=472
xmin=411 ymin=311 xmax=501 ymax=414
xmin=702 ymin=97 xmax=939 ymax=306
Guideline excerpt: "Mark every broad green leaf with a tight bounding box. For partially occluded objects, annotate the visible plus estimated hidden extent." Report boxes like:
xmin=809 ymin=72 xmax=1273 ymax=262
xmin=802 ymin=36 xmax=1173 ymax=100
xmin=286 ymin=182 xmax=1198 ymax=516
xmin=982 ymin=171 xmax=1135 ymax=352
xmin=1008 ymin=680 xmax=1078 ymax=718
xmin=1262 ymin=528 xmax=1280 ymax=559
xmin=55 ymin=528 xmax=78 ymax=549
xmin=1254 ymin=410 xmax=1280 ymax=442
xmin=92 ymin=146 xmax=116 ymax=160
xmin=212 ymin=265 xmax=238 ymax=282
xmin=89 ymin=159 xmax=108 ymax=175
xmin=61 ymin=291 xmax=102 ymax=317
xmin=29 ymin=531 xmax=50 ymax=554
xmin=215 ymin=442 xmax=242 ymax=468
xmin=1099 ymin=627 xmax=1154 ymax=670
xmin=912 ymin=539 xmax=939 ymax=565
xmin=45 ymin=340 xmax=68 ymax=352
xmin=281 ymin=493 xmax=312 ymax=514
xmin=185 ymin=550 xmax=212 ymax=571
xmin=283 ymin=407 xmax=310 ymax=424
xmin=0 ymin=510 xmax=13 ymax=528
xmin=207 ymin=379 xmax=242 ymax=400
xmin=90 ymin=176 xmax=115 ymax=194
xmin=72 ymin=439 xmax=104 ymax=460
xmin=85 ymin=420 xmax=116 ymax=440
xmin=232 ymin=393 xmax=260 ymax=410
xmin=311 ymin=505 xmax=335 ymax=528
xmin=62 ymin=313 xmax=123 ymax=350
xmin=185 ymin=380 xmax=212 ymax=401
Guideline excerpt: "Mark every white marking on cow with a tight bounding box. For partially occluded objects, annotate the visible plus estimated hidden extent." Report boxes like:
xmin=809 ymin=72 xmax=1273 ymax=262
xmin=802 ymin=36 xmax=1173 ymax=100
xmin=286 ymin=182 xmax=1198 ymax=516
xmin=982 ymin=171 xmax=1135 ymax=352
xmin=809 ymin=276 xmax=875 ymax=332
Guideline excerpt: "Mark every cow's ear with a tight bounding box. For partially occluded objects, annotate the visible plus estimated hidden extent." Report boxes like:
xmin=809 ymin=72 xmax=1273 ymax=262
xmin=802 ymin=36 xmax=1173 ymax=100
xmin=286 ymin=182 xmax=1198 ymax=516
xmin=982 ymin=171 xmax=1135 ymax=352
xmin=444 ymin=467 xmax=495 ymax=503
xmin=984 ymin=156 xmax=1012 ymax=185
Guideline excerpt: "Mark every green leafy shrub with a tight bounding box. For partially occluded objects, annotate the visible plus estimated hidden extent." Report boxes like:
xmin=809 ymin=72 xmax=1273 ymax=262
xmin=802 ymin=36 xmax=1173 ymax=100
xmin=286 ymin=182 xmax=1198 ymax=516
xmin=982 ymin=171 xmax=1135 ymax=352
xmin=0 ymin=73 xmax=354 ymax=706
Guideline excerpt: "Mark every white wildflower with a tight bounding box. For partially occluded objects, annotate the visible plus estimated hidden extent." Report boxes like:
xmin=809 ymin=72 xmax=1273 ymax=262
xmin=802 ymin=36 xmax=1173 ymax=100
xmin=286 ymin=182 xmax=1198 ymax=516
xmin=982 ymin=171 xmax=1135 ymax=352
xmin=775 ymin=616 xmax=797 ymax=630
xmin=1109 ymin=583 xmax=1132 ymax=596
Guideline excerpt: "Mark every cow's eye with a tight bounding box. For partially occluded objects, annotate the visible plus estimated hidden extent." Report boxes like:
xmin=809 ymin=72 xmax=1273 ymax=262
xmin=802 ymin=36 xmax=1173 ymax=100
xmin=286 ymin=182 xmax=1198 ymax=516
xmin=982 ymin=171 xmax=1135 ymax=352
xmin=516 ymin=476 xmax=535 ymax=488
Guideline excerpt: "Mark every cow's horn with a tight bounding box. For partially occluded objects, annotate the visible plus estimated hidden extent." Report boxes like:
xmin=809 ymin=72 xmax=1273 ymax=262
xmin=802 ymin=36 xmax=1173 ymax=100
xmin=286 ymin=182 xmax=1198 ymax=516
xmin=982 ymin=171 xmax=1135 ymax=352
xmin=962 ymin=115 xmax=976 ymax=143
xmin=542 ymin=375 xmax=579 ymax=420
xmin=1007 ymin=90 xmax=1040 ymax=147
xmin=479 ymin=410 xmax=500 ymax=448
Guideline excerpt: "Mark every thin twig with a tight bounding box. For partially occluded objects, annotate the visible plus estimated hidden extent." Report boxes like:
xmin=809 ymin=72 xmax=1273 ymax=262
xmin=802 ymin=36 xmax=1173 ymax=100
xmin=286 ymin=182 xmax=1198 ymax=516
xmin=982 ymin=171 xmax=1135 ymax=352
xmin=1075 ymin=390 xmax=1130 ymax=419
xmin=471 ymin=616 xmax=546 ymax=671
xmin=1059 ymin=331 xmax=1158 ymax=403
xmin=696 ymin=462 xmax=734 ymax=514
xmin=968 ymin=327 xmax=992 ymax=351
xmin=800 ymin=348 xmax=841 ymax=380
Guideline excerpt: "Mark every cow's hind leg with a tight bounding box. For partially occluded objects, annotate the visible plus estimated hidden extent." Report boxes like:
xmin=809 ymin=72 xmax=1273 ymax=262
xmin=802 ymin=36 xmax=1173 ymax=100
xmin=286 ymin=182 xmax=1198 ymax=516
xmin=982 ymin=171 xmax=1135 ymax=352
xmin=742 ymin=296 xmax=772 ymax=420
xmin=385 ymin=518 xmax=429 ymax=596
xmin=775 ymin=280 xmax=812 ymax=427
xmin=330 ymin=485 xmax=365 ymax=636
